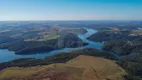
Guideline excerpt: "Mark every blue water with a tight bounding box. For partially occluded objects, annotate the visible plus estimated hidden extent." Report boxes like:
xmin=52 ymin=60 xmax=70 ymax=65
xmin=0 ymin=27 xmax=119 ymax=63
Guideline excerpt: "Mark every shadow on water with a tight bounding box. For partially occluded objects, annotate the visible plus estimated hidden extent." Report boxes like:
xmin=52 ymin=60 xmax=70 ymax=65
xmin=0 ymin=27 xmax=120 ymax=62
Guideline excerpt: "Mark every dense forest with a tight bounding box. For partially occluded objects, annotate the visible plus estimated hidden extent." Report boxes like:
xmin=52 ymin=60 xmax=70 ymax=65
xmin=0 ymin=33 xmax=87 ymax=54
xmin=88 ymin=28 xmax=142 ymax=80
xmin=0 ymin=21 xmax=142 ymax=80
xmin=0 ymin=24 xmax=87 ymax=54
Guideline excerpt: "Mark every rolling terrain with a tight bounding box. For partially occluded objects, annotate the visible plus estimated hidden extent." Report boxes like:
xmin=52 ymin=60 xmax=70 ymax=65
xmin=0 ymin=22 xmax=87 ymax=54
xmin=0 ymin=21 xmax=142 ymax=80
xmin=88 ymin=25 xmax=142 ymax=80
xmin=0 ymin=55 xmax=126 ymax=80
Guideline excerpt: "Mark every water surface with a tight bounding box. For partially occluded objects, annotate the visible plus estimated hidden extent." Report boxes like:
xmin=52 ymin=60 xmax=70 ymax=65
xmin=0 ymin=27 xmax=119 ymax=63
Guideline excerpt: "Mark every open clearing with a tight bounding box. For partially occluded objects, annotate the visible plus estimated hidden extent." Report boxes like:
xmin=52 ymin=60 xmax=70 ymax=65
xmin=0 ymin=55 xmax=126 ymax=80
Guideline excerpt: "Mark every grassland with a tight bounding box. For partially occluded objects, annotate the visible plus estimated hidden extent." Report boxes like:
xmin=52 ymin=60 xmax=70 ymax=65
xmin=38 ymin=35 xmax=60 ymax=41
xmin=0 ymin=55 xmax=126 ymax=80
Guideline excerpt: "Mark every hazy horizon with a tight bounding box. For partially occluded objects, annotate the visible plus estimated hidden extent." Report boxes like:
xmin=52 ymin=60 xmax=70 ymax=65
xmin=2 ymin=19 xmax=142 ymax=21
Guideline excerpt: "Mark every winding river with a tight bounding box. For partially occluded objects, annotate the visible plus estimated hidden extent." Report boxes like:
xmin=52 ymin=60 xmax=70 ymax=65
xmin=0 ymin=27 xmax=119 ymax=63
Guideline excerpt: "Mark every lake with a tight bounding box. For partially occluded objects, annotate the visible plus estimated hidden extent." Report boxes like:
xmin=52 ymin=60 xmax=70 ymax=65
xmin=0 ymin=27 xmax=119 ymax=63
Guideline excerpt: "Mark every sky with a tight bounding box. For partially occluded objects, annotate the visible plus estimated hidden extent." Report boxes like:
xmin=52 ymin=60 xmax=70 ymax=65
xmin=0 ymin=0 xmax=142 ymax=21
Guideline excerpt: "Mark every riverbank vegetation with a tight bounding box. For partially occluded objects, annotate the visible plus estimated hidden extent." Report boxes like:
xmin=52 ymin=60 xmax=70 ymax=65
xmin=0 ymin=48 xmax=115 ymax=71
xmin=0 ymin=33 xmax=87 ymax=54
xmin=0 ymin=23 xmax=87 ymax=54
xmin=88 ymin=26 xmax=142 ymax=80
xmin=1 ymin=21 xmax=142 ymax=80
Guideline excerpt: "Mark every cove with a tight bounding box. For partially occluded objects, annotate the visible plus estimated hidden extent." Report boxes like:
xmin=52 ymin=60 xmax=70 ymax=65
xmin=0 ymin=27 xmax=120 ymax=63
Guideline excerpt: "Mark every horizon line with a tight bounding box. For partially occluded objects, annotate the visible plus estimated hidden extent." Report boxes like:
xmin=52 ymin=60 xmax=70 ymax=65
xmin=0 ymin=20 xmax=142 ymax=22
